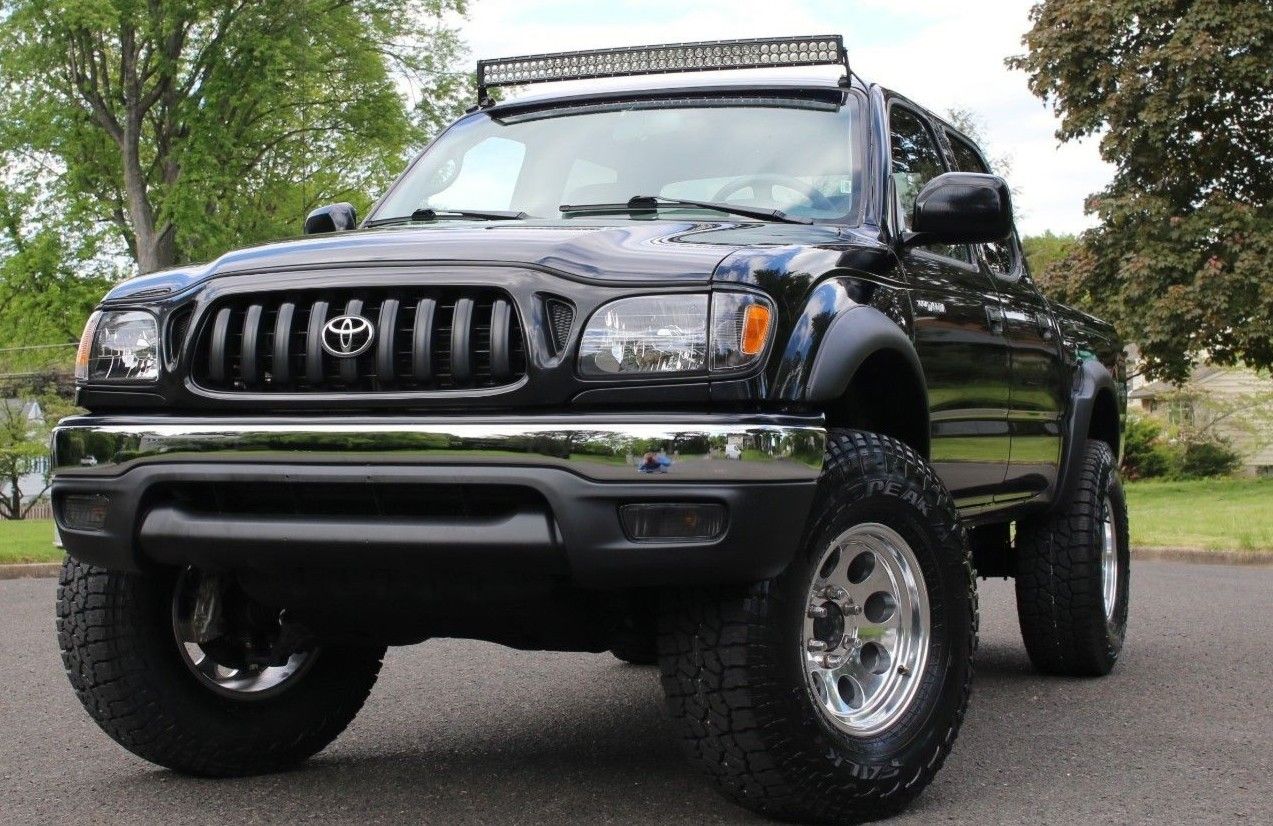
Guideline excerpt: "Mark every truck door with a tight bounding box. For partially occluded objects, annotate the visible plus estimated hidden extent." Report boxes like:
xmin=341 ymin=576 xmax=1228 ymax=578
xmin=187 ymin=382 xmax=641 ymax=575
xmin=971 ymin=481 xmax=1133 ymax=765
xmin=889 ymin=103 xmax=1012 ymax=509
xmin=944 ymin=130 xmax=1067 ymax=501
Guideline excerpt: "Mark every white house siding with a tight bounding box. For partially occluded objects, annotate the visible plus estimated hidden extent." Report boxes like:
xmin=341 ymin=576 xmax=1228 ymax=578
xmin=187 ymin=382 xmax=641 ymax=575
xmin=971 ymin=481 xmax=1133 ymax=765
xmin=1129 ymin=366 xmax=1273 ymax=472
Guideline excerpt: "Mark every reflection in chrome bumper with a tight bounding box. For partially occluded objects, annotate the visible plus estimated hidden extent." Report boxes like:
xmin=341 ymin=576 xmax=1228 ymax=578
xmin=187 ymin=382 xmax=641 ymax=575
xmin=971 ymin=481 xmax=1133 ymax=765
xmin=52 ymin=415 xmax=826 ymax=483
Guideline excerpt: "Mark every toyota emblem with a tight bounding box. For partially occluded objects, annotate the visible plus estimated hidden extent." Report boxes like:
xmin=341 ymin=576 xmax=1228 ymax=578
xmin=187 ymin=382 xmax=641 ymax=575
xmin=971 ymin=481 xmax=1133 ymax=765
xmin=321 ymin=314 xmax=376 ymax=358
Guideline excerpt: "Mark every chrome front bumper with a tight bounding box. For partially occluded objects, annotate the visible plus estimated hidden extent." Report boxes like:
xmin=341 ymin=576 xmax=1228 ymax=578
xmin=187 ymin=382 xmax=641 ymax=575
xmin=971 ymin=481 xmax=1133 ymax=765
xmin=50 ymin=414 xmax=826 ymax=586
xmin=52 ymin=415 xmax=825 ymax=481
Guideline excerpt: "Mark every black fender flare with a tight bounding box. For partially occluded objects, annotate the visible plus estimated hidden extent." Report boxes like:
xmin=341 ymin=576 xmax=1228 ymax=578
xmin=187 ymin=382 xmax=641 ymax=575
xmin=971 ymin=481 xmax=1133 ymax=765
xmin=1051 ymin=359 xmax=1119 ymax=509
xmin=804 ymin=305 xmax=930 ymax=456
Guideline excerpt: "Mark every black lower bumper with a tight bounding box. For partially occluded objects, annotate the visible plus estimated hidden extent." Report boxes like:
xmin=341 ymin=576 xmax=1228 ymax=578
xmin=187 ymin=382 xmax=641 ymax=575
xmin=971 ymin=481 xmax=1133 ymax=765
xmin=50 ymin=415 xmax=825 ymax=588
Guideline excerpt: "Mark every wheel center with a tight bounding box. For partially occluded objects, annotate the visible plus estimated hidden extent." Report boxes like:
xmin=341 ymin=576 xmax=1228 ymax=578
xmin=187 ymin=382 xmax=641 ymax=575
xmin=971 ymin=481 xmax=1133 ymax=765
xmin=811 ymin=601 xmax=845 ymax=646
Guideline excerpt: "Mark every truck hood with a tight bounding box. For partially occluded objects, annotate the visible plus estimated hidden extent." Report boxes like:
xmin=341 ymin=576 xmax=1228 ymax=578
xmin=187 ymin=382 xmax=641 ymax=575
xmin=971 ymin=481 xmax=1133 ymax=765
xmin=102 ymin=219 xmax=881 ymax=301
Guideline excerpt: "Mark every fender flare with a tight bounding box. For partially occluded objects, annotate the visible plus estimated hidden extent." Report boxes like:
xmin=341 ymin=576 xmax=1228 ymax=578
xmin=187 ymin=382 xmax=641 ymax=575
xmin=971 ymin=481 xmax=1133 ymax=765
xmin=804 ymin=305 xmax=930 ymax=455
xmin=1051 ymin=359 xmax=1119 ymax=509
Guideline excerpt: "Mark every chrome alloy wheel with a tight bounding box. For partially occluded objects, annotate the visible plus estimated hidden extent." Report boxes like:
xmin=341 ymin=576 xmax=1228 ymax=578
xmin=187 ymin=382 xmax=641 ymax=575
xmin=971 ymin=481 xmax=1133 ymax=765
xmin=1100 ymin=500 xmax=1119 ymax=621
xmin=802 ymin=523 xmax=930 ymax=736
xmin=171 ymin=567 xmax=315 ymax=700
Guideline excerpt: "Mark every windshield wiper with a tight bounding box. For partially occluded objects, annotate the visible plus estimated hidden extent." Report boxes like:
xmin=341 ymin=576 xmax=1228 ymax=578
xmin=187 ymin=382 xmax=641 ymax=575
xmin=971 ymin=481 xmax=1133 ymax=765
xmin=559 ymin=195 xmax=813 ymax=225
xmin=366 ymin=207 xmax=528 ymax=227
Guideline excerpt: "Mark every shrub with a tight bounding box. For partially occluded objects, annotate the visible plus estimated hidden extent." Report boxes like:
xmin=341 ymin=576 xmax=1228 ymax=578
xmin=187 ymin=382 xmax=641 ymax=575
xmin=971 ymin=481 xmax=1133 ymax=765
xmin=1119 ymin=414 xmax=1241 ymax=480
xmin=1122 ymin=415 xmax=1173 ymax=479
xmin=1174 ymin=437 xmax=1242 ymax=479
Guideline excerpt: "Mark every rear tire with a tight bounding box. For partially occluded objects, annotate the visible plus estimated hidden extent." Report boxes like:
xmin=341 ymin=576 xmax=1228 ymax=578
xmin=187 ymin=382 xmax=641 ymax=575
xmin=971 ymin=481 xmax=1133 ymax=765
xmin=57 ymin=559 xmax=386 ymax=776
xmin=1015 ymin=439 xmax=1130 ymax=676
xmin=658 ymin=430 xmax=976 ymax=823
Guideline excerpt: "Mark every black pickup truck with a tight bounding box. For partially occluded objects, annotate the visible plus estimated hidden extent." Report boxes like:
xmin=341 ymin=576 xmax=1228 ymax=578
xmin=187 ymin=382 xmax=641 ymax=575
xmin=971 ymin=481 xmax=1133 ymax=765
xmin=52 ymin=36 xmax=1128 ymax=824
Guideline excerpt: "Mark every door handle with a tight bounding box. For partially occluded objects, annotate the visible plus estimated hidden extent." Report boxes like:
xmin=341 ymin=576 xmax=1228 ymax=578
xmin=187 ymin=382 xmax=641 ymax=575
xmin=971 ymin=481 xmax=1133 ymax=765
xmin=1036 ymin=311 xmax=1055 ymax=341
xmin=985 ymin=305 xmax=1005 ymax=334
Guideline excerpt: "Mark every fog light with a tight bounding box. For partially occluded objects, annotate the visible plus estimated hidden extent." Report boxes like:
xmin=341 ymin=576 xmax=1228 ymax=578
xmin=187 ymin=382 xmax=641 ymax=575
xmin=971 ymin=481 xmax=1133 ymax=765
xmin=620 ymin=503 xmax=726 ymax=542
xmin=61 ymin=494 xmax=110 ymax=531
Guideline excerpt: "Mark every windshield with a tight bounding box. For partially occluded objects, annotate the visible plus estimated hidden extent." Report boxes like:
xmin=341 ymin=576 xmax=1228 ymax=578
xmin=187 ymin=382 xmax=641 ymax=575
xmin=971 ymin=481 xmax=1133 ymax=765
xmin=373 ymin=95 xmax=862 ymax=223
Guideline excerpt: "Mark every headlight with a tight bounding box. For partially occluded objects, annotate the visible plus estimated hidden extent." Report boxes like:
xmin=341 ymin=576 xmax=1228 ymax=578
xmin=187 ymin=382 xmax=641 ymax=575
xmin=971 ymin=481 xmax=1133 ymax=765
xmin=578 ymin=293 xmax=773 ymax=377
xmin=75 ymin=310 xmax=159 ymax=382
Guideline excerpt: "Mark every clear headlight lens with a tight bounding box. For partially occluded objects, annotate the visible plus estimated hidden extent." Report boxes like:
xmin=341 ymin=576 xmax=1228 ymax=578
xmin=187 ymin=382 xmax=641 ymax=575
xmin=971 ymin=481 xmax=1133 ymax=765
xmin=578 ymin=293 xmax=773 ymax=377
xmin=579 ymin=295 xmax=709 ymax=376
xmin=75 ymin=310 xmax=159 ymax=382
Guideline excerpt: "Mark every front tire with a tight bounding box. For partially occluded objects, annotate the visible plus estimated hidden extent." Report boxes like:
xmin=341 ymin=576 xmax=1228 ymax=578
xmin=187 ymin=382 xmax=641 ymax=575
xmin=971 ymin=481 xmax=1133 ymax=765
xmin=1015 ymin=439 xmax=1130 ymax=676
xmin=57 ymin=559 xmax=386 ymax=776
xmin=658 ymin=430 xmax=977 ymax=823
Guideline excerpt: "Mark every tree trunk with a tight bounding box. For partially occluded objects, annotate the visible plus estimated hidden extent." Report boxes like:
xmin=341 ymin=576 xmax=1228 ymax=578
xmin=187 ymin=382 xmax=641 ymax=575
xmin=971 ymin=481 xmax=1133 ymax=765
xmin=118 ymin=27 xmax=176 ymax=274
xmin=4 ymin=476 xmax=20 ymax=520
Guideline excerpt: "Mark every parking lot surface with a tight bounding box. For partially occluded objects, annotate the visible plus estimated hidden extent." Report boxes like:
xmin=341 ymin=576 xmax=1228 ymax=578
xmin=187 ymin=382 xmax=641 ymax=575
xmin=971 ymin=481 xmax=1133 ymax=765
xmin=1 ymin=561 xmax=1269 ymax=824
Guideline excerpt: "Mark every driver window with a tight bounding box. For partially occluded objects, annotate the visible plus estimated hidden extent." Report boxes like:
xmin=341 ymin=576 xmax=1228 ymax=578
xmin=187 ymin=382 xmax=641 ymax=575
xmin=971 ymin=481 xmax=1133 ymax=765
xmin=889 ymin=106 xmax=970 ymax=263
xmin=425 ymin=136 xmax=525 ymax=211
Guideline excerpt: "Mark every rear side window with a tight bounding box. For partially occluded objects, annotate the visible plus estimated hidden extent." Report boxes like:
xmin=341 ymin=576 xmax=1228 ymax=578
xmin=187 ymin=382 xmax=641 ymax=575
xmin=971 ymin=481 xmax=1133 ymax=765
xmin=945 ymin=131 xmax=1018 ymax=277
xmin=890 ymin=106 xmax=969 ymax=263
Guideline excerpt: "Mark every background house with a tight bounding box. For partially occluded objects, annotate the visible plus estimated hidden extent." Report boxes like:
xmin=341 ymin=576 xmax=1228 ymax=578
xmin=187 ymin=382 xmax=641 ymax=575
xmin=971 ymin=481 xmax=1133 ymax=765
xmin=1128 ymin=364 xmax=1273 ymax=474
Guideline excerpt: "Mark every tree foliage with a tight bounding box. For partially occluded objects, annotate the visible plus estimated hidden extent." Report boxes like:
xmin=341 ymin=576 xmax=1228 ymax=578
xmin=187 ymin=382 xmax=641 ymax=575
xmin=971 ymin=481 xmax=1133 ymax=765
xmin=0 ymin=175 xmax=117 ymax=377
xmin=1021 ymin=231 xmax=1077 ymax=279
xmin=1010 ymin=0 xmax=1273 ymax=382
xmin=0 ymin=0 xmax=469 ymax=274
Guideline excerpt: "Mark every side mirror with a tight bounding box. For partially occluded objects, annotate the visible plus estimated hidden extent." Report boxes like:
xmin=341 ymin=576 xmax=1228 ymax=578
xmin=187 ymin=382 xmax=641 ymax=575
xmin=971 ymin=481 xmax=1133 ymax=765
xmin=908 ymin=172 xmax=1012 ymax=246
xmin=303 ymin=202 xmax=358 ymax=235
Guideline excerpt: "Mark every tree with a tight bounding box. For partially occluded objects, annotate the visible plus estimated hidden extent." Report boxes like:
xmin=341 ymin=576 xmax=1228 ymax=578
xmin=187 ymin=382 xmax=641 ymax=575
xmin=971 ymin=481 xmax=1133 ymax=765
xmin=0 ymin=179 xmax=116 ymax=376
xmin=0 ymin=0 xmax=469 ymax=274
xmin=0 ymin=389 xmax=68 ymax=519
xmin=1020 ymin=231 xmax=1077 ymax=279
xmin=1009 ymin=1 xmax=1273 ymax=382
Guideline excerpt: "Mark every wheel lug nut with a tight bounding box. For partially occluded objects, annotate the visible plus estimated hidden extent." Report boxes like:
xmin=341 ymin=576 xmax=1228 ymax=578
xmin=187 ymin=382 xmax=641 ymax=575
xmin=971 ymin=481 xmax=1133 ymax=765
xmin=807 ymin=604 xmax=828 ymax=619
xmin=844 ymin=603 xmax=861 ymax=616
xmin=807 ymin=639 xmax=828 ymax=653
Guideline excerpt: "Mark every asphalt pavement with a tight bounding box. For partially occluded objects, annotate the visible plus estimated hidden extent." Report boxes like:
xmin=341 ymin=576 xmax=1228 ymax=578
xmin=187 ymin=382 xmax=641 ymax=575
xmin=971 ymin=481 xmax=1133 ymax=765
xmin=1 ymin=561 xmax=1269 ymax=824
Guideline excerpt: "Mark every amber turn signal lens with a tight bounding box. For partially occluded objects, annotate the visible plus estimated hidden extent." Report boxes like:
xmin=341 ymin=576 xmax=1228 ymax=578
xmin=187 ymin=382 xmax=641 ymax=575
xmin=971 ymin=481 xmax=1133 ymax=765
xmin=740 ymin=304 xmax=772 ymax=356
xmin=74 ymin=311 xmax=102 ymax=381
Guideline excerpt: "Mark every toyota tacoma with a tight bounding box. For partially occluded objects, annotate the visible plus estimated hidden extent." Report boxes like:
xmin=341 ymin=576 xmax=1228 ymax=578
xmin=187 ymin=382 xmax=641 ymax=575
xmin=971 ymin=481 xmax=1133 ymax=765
xmin=52 ymin=36 xmax=1128 ymax=824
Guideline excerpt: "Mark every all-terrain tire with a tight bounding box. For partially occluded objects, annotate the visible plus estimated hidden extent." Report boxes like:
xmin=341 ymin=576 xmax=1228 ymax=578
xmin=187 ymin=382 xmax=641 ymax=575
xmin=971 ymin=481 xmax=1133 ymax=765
xmin=658 ymin=430 xmax=977 ymax=824
xmin=1015 ymin=439 xmax=1130 ymax=677
xmin=57 ymin=558 xmax=386 ymax=776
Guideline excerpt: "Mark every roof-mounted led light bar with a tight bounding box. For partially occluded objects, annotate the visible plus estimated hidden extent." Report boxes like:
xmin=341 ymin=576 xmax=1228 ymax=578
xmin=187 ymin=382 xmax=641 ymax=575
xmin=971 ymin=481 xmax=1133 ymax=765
xmin=475 ymin=35 xmax=848 ymax=104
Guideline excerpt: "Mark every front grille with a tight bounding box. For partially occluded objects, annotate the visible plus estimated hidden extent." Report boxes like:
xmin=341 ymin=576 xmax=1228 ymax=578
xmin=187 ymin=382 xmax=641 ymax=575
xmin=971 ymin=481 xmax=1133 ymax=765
xmin=192 ymin=287 xmax=527 ymax=393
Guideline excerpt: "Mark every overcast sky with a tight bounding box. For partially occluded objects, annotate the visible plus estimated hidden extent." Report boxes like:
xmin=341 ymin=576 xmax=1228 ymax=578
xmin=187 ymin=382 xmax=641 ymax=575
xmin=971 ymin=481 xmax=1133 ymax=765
xmin=458 ymin=0 xmax=1112 ymax=237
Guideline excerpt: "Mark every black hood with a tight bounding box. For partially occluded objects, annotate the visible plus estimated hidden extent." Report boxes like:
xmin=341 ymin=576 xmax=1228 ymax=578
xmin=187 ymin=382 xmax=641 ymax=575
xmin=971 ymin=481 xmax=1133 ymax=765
xmin=102 ymin=218 xmax=875 ymax=301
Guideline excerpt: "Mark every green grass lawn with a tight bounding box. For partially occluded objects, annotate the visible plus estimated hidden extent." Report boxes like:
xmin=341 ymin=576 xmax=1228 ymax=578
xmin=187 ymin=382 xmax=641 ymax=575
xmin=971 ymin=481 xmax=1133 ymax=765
xmin=0 ymin=519 xmax=63 ymax=564
xmin=1124 ymin=477 xmax=1273 ymax=551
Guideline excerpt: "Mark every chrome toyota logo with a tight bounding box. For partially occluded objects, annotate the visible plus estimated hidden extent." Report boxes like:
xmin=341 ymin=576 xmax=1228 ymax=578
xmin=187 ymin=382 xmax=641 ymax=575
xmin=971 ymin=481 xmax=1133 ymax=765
xmin=321 ymin=314 xmax=375 ymax=358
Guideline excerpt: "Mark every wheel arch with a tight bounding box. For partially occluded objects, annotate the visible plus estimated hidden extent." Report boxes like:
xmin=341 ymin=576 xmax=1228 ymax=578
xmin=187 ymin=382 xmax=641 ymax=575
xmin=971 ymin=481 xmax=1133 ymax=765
xmin=1051 ymin=359 xmax=1121 ymax=509
xmin=806 ymin=305 xmax=930 ymax=459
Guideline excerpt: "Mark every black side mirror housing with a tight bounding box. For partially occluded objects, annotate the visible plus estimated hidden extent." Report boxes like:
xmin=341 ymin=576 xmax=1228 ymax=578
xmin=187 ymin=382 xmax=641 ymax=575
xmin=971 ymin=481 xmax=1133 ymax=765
xmin=907 ymin=172 xmax=1012 ymax=246
xmin=304 ymin=203 xmax=358 ymax=235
